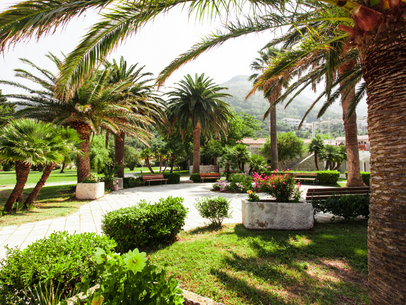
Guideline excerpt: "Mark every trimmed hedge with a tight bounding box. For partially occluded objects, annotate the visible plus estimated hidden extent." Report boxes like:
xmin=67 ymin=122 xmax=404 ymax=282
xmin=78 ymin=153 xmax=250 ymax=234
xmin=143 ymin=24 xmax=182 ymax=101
xmin=345 ymin=171 xmax=370 ymax=186
xmin=0 ymin=232 xmax=116 ymax=305
xmin=313 ymin=194 xmax=370 ymax=221
xmin=123 ymin=176 xmax=144 ymax=188
xmin=190 ymin=173 xmax=201 ymax=183
xmin=102 ymin=196 xmax=188 ymax=253
xmin=163 ymin=172 xmax=181 ymax=184
xmin=315 ymin=170 xmax=340 ymax=185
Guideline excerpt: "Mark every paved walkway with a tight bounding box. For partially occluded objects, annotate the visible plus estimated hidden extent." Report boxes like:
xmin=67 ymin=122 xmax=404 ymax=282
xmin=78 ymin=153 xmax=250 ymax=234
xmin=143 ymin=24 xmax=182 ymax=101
xmin=0 ymin=182 xmax=331 ymax=259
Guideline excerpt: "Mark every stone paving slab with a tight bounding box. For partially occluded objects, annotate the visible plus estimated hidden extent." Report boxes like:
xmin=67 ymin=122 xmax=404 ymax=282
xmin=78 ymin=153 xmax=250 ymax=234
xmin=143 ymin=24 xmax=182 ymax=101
xmin=0 ymin=183 xmax=331 ymax=259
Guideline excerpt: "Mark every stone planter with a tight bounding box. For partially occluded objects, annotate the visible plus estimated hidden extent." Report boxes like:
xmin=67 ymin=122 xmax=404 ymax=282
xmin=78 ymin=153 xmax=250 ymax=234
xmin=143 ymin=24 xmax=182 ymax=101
xmin=76 ymin=182 xmax=105 ymax=200
xmin=241 ymin=199 xmax=314 ymax=230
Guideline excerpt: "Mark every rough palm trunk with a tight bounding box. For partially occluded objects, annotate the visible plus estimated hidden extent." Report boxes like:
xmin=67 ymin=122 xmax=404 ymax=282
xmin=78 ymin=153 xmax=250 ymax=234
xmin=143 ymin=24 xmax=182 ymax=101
xmin=4 ymin=161 xmax=31 ymax=212
xmin=354 ymin=10 xmax=406 ymax=304
xmin=170 ymin=154 xmax=176 ymax=173
xmin=339 ymin=61 xmax=365 ymax=187
xmin=270 ymin=106 xmax=278 ymax=170
xmin=24 ymin=163 xmax=54 ymax=207
xmin=115 ymin=131 xmax=125 ymax=178
xmin=314 ymin=152 xmax=320 ymax=171
xmin=72 ymin=122 xmax=91 ymax=183
xmin=192 ymin=120 xmax=201 ymax=174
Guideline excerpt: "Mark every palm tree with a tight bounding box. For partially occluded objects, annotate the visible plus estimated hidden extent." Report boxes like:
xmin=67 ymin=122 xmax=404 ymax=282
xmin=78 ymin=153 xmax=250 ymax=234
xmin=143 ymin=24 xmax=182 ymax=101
xmin=24 ymin=127 xmax=82 ymax=207
xmin=167 ymin=74 xmax=232 ymax=174
xmin=1 ymin=55 xmax=152 ymax=182
xmin=0 ymin=119 xmax=66 ymax=212
xmin=2 ymin=0 xmax=406 ymax=301
xmin=105 ymin=57 xmax=165 ymax=178
xmin=0 ymin=90 xmax=15 ymax=127
xmin=308 ymin=135 xmax=324 ymax=170
xmin=248 ymin=48 xmax=289 ymax=170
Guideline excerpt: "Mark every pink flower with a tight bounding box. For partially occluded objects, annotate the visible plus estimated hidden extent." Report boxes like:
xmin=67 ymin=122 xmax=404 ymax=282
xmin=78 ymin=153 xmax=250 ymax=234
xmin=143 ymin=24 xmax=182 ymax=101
xmin=273 ymin=185 xmax=275 ymax=188
xmin=283 ymin=182 xmax=285 ymax=184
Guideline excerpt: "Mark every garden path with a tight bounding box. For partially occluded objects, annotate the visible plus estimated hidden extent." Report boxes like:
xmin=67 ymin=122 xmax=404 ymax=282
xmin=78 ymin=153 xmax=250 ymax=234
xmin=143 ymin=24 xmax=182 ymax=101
xmin=0 ymin=183 xmax=332 ymax=259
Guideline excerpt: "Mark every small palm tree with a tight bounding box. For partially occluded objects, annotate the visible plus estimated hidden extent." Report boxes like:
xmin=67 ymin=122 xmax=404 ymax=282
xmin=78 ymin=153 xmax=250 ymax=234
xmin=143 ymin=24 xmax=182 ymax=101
xmin=0 ymin=119 xmax=66 ymax=212
xmin=308 ymin=135 xmax=324 ymax=171
xmin=167 ymin=74 xmax=232 ymax=174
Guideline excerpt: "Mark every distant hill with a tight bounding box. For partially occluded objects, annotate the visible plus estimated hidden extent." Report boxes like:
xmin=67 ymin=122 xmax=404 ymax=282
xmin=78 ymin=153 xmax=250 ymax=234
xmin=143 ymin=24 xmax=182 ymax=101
xmin=220 ymin=75 xmax=367 ymax=122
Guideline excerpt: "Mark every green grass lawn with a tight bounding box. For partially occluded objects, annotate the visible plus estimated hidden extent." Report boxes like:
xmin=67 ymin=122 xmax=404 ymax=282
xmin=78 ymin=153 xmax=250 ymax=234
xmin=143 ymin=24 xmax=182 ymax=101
xmin=149 ymin=222 xmax=368 ymax=305
xmin=0 ymin=184 xmax=89 ymax=227
xmin=0 ymin=169 xmax=78 ymax=187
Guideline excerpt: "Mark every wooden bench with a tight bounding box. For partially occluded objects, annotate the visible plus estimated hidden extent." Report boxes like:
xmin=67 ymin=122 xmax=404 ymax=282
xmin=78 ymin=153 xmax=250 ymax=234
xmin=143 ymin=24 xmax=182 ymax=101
xmin=305 ymin=186 xmax=370 ymax=202
xmin=142 ymin=174 xmax=168 ymax=186
xmin=293 ymin=172 xmax=318 ymax=185
xmin=200 ymin=173 xmax=221 ymax=182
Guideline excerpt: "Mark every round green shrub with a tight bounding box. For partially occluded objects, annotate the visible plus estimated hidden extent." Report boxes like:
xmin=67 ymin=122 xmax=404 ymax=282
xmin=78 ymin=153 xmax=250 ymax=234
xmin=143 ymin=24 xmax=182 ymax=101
xmin=0 ymin=231 xmax=116 ymax=305
xmin=101 ymin=196 xmax=188 ymax=253
xmin=194 ymin=196 xmax=232 ymax=227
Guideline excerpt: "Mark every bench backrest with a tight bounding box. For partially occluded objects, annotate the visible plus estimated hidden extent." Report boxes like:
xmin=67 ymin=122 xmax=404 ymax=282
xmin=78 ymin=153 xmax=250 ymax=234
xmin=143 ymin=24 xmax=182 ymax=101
xmin=306 ymin=186 xmax=370 ymax=201
xmin=142 ymin=174 xmax=164 ymax=180
xmin=200 ymin=173 xmax=220 ymax=177
xmin=293 ymin=172 xmax=318 ymax=177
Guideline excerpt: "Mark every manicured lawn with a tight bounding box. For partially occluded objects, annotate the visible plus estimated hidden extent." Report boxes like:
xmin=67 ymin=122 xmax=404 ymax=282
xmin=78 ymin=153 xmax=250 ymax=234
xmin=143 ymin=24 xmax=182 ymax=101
xmin=0 ymin=184 xmax=89 ymax=227
xmin=0 ymin=169 xmax=78 ymax=187
xmin=150 ymin=221 xmax=368 ymax=305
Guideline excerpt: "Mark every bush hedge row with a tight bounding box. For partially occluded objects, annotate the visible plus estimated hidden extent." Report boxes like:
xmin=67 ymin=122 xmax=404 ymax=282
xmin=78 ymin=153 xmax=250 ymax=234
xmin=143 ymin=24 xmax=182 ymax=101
xmin=287 ymin=170 xmax=340 ymax=185
xmin=123 ymin=172 xmax=181 ymax=188
xmin=313 ymin=194 xmax=370 ymax=220
xmin=102 ymin=196 xmax=188 ymax=253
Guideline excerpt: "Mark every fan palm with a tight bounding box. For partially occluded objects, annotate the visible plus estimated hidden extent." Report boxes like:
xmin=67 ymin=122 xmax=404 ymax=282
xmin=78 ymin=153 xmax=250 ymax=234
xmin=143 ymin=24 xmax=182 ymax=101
xmin=105 ymin=56 xmax=165 ymax=177
xmin=167 ymin=74 xmax=232 ymax=174
xmin=0 ymin=119 xmax=67 ymax=212
xmin=1 ymin=54 xmax=152 ymax=182
xmin=1 ymin=0 xmax=406 ymax=302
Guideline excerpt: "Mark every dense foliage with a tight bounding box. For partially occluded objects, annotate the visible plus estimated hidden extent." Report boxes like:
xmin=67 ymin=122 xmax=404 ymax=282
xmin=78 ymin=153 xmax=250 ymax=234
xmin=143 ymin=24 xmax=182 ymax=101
xmin=163 ymin=172 xmax=181 ymax=184
xmin=102 ymin=196 xmax=188 ymax=252
xmin=313 ymin=194 xmax=370 ymax=221
xmin=0 ymin=232 xmax=116 ymax=305
xmin=123 ymin=176 xmax=144 ymax=188
xmin=254 ymin=171 xmax=302 ymax=202
xmin=194 ymin=196 xmax=232 ymax=227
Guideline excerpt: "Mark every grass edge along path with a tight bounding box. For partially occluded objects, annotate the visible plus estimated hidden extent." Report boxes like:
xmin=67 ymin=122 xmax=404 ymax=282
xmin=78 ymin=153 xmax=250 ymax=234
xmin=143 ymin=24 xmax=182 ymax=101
xmin=149 ymin=222 xmax=368 ymax=305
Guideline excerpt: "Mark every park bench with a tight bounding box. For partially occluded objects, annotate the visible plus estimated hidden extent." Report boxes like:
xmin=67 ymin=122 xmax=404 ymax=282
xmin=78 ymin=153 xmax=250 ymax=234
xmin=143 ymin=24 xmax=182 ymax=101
xmin=200 ymin=172 xmax=221 ymax=182
xmin=305 ymin=186 xmax=370 ymax=202
xmin=142 ymin=174 xmax=168 ymax=186
xmin=293 ymin=172 xmax=318 ymax=185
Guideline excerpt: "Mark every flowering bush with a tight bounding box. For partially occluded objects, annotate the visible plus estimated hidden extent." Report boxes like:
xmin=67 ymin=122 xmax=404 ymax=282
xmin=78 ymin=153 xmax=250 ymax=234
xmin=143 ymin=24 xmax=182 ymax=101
xmin=80 ymin=247 xmax=184 ymax=304
xmin=247 ymin=190 xmax=260 ymax=202
xmin=253 ymin=170 xmax=302 ymax=202
xmin=213 ymin=180 xmax=231 ymax=191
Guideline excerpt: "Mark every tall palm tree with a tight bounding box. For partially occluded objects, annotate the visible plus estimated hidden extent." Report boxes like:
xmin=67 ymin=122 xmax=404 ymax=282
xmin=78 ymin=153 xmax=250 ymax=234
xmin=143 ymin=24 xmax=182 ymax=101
xmin=105 ymin=57 xmax=165 ymax=178
xmin=0 ymin=119 xmax=66 ymax=212
xmin=167 ymin=74 xmax=232 ymax=174
xmin=1 ymin=54 xmax=152 ymax=182
xmin=248 ymin=48 xmax=290 ymax=170
xmin=308 ymin=135 xmax=324 ymax=171
xmin=2 ymin=0 xmax=406 ymax=302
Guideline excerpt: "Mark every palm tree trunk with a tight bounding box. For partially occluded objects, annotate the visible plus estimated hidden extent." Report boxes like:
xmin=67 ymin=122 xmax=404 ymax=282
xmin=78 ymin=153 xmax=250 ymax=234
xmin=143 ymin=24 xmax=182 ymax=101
xmin=192 ymin=120 xmax=201 ymax=174
xmin=72 ymin=122 xmax=92 ymax=183
xmin=339 ymin=61 xmax=364 ymax=187
xmin=314 ymin=152 xmax=320 ymax=171
xmin=170 ymin=154 xmax=176 ymax=173
xmin=145 ymin=157 xmax=154 ymax=173
xmin=114 ymin=131 xmax=125 ymax=178
xmin=355 ymin=13 xmax=406 ymax=304
xmin=270 ymin=106 xmax=278 ymax=170
xmin=24 ymin=163 xmax=54 ymax=207
xmin=60 ymin=162 xmax=66 ymax=173
xmin=4 ymin=161 xmax=31 ymax=212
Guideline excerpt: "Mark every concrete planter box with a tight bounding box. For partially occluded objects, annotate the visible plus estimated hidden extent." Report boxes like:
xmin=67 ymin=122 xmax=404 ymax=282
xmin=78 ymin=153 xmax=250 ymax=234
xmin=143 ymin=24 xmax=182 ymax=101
xmin=76 ymin=182 xmax=105 ymax=200
xmin=241 ymin=199 xmax=314 ymax=230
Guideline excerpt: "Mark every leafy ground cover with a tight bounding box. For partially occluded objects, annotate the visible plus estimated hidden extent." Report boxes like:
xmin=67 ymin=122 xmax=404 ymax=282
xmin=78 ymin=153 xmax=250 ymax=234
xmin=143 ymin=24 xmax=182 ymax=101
xmin=0 ymin=184 xmax=88 ymax=227
xmin=149 ymin=222 xmax=368 ymax=305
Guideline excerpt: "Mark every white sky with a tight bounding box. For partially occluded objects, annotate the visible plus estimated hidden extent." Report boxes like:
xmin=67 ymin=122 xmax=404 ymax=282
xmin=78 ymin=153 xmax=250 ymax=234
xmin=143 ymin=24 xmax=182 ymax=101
xmin=0 ymin=1 xmax=367 ymax=116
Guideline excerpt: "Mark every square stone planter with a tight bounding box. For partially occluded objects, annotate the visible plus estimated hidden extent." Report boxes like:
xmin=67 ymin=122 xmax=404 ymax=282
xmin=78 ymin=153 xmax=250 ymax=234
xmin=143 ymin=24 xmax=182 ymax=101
xmin=241 ymin=199 xmax=314 ymax=230
xmin=76 ymin=182 xmax=105 ymax=200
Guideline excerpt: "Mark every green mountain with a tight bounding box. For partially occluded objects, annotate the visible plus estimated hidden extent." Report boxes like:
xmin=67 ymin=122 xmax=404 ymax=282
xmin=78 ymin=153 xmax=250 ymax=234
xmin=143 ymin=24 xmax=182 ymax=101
xmin=220 ymin=75 xmax=343 ymax=124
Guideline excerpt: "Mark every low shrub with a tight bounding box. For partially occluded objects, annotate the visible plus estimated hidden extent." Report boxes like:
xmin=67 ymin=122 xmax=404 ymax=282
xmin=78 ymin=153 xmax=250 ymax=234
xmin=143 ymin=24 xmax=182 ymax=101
xmin=229 ymin=173 xmax=253 ymax=192
xmin=345 ymin=171 xmax=370 ymax=186
xmin=0 ymin=232 xmax=116 ymax=305
xmin=316 ymin=170 xmax=340 ymax=185
xmin=212 ymin=180 xmax=231 ymax=191
xmin=190 ymin=173 xmax=201 ymax=183
xmin=102 ymin=196 xmax=188 ymax=252
xmin=81 ymin=248 xmax=184 ymax=304
xmin=123 ymin=176 xmax=144 ymax=188
xmin=194 ymin=196 xmax=232 ymax=227
xmin=313 ymin=194 xmax=370 ymax=221
xmin=163 ymin=172 xmax=181 ymax=184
